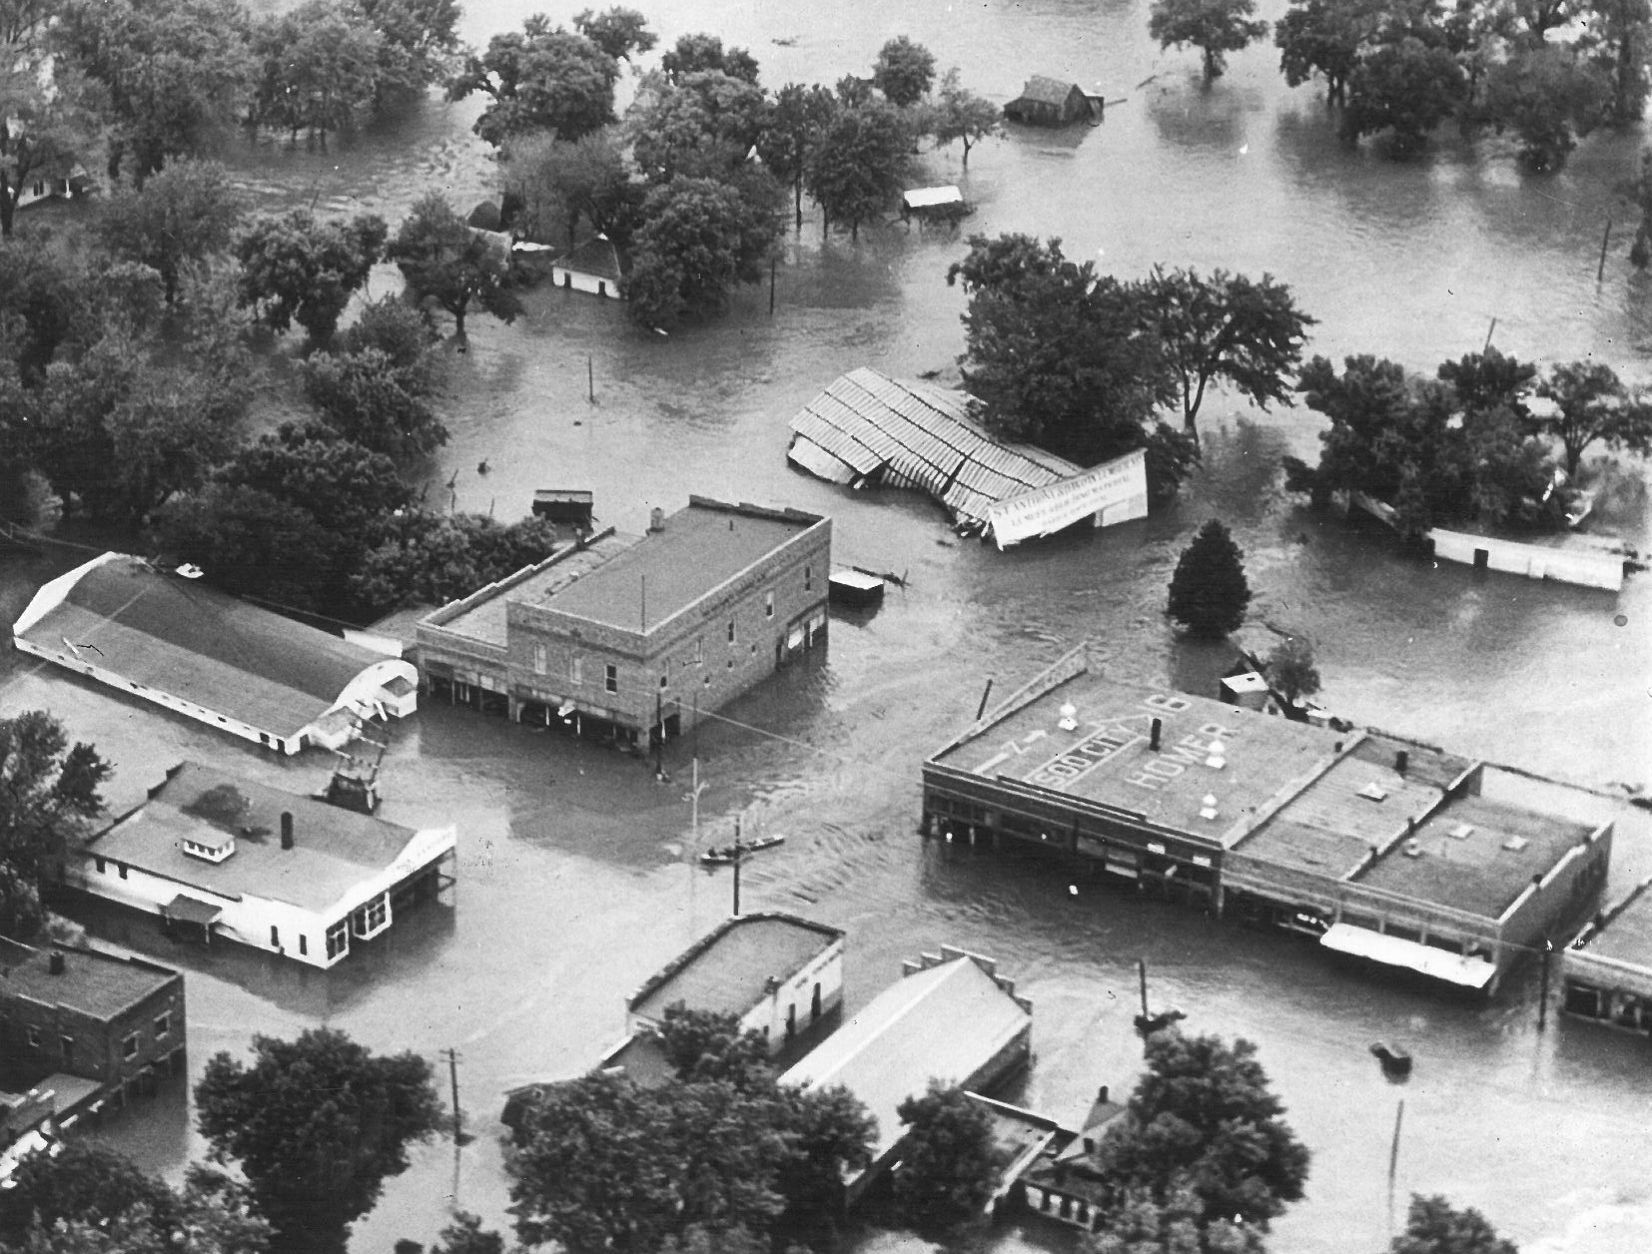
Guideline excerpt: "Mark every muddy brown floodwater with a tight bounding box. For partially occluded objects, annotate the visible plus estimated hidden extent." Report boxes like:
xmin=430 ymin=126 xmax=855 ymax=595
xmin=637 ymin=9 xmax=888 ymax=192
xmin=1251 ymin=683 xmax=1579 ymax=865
xmin=4 ymin=0 xmax=1652 ymax=1249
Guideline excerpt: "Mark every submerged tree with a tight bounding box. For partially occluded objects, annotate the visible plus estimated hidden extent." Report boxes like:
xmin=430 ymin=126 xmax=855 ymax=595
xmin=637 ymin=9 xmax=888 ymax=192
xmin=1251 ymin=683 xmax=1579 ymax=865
xmin=448 ymin=17 xmax=619 ymax=147
xmin=1166 ymin=520 xmax=1252 ymax=638
xmin=930 ymin=67 xmax=1002 ymax=165
xmin=235 ymin=211 xmax=388 ymax=343
xmin=1149 ymin=0 xmax=1271 ymax=82
xmin=1390 ymin=1194 xmax=1519 ymax=1254
xmin=1264 ymin=636 xmax=1321 ymax=712
xmin=1536 ymin=359 xmax=1652 ymax=476
xmin=387 ymin=193 xmax=522 ymax=340
xmin=804 ymin=99 xmax=910 ymax=240
xmin=871 ymin=36 xmax=937 ymax=106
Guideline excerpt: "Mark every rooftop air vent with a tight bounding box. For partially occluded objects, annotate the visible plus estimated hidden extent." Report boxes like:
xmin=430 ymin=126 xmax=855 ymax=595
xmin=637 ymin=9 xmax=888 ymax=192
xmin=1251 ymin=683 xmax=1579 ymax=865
xmin=1198 ymin=793 xmax=1219 ymax=821
xmin=1502 ymin=835 xmax=1529 ymax=853
xmin=1058 ymin=703 xmax=1078 ymax=733
xmin=1205 ymin=739 xmax=1227 ymax=769
xmin=1359 ymin=782 xmax=1389 ymax=802
xmin=182 ymin=831 xmax=236 ymax=863
xmin=1402 ymin=838 xmax=1423 ymax=858
xmin=1449 ymin=823 xmax=1475 ymax=840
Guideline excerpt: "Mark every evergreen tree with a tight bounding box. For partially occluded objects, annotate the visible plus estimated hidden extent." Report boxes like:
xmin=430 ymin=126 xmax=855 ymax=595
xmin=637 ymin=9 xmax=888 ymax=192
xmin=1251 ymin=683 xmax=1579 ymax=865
xmin=1166 ymin=520 xmax=1251 ymax=638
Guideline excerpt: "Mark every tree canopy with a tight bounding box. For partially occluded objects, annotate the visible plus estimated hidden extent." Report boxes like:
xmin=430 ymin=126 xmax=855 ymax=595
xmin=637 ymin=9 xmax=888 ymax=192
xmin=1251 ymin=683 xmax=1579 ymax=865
xmin=659 ymin=33 xmax=760 ymax=85
xmin=623 ymin=174 xmax=781 ymax=330
xmin=1149 ymin=0 xmax=1271 ymax=82
xmin=235 ymin=211 xmax=388 ymax=343
xmin=1391 ymin=1195 xmax=1519 ymax=1254
xmin=871 ymin=36 xmax=937 ymax=106
xmin=1166 ymin=520 xmax=1252 ymax=638
xmin=448 ymin=17 xmax=620 ymax=147
xmin=0 ymin=708 xmax=107 ymax=941
xmin=930 ymin=67 xmax=1002 ymax=165
xmin=388 ymin=193 xmax=523 ymax=339
xmin=1264 ymin=636 xmax=1321 ymax=710
xmin=891 ymin=1081 xmax=1002 ymax=1234
xmin=1342 ymin=35 xmax=1466 ymax=155
xmin=500 ymin=128 xmax=630 ymax=249
xmin=804 ymin=99 xmax=910 ymax=240
xmin=1536 ymin=358 xmax=1652 ymax=476
xmin=1095 ymin=1030 xmax=1309 ymax=1233
xmin=195 ymin=1027 xmax=442 ymax=1252
xmin=95 ymin=159 xmax=244 ymax=304
xmin=573 ymin=6 xmax=657 ymax=65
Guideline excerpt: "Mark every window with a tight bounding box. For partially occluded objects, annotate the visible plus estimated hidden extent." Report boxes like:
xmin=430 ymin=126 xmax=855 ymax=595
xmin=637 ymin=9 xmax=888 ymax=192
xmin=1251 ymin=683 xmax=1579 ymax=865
xmin=270 ymin=925 xmax=280 ymax=947
xmin=764 ymin=591 xmax=774 ymax=618
xmin=299 ymin=935 xmax=308 ymax=956
xmin=353 ymin=894 xmax=389 ymax=939
xmin=570 ymin=656 xmax=584 ymax=685
xmin=727 ymin=620 xmax=736 ymax=644
xmin=604 ymin=664 xmax=617 ymax=694
xmin=122 ymin=1032 xmax=139 ymax=1060
xmin=532 ymin=642 xmax=548 ymax=674
xmin=694 ymin=637 xmax=704 ymax=665
xmin=95 ymin=857 xmax=106 ymax=874
xmin=118 ymin=863 xmax=127 ymax=880
xmin=60 ymin=1037 xmax=74 ymax=1066
xmin=659 ymin=672 xmax=668 ymax=690
xmin=154 ymin=1013 xmax=171 ymax=1040
xmin=26 ymin=1025 xmax=40 ymax=1048
xmin=326 ymin=920 xmax=349 ymax=960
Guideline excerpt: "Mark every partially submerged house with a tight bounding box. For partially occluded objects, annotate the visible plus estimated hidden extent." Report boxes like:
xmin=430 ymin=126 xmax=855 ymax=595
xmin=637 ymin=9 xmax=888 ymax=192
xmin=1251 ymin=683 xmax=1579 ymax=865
xmin=0 ymin=938 xmax=185 ymax=1128
xmin=550 ymin=236 xmax=624 ymax=298
xmin=416 ymin=498 xmax=831 ymax=745
xmin=11 ymin=553 xmax=418 ymax=755
xmin=74 ymin=761 xmax=457 ymax=968
xmin=1003 ymin=77 xmax=1099 ymax=126
xmin=1563 ymin=875 xmax=1652 ymax=1033
xmin=779 ymin=946 xmax=1032 ymax=1205
xmin=923 ymin=661 xmax=1614 ymax=994
xmin=787 ymin=368 xmax=1147 ymax=547
xmin=900 ymin=186 xmax=968 ymax=223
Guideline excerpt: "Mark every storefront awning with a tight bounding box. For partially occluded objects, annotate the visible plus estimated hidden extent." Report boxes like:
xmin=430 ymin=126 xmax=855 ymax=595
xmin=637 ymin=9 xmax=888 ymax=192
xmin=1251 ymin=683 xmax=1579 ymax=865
xmin=162 ymin=894 xmax=223 ymax=927
xmin=1320 ymin=923 xmax=1497 ymax=990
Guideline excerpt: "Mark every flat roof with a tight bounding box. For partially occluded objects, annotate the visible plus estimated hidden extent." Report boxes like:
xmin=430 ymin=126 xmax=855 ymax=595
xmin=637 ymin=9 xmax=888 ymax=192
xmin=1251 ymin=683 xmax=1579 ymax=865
xmin=540 ymin=498 xmax=824 ymax=636
xmin=15 ymin=554 xmax=386 ymax=736
xmin=1353 ymin=795 xmax=1595 ymax=918
xmin=86 ymin=762 xmax=437 ymax=914
xmin=931 ymin=676 xmax=1342 ymax=846
xmin=1235 ymin=743 xmax=1452 ymax=878
xmin=0 ymin=941 xmax=176 ymax=1021
xmin=781 ymin=955 xmax=1031 ymax=1164
xmin=1574 ymin=881 xmax=1652 ymax=972
xmin=630 ymin=911 xmax=843 ymax=1022
xmin=426 ymin=533 xmax=638 ymax=649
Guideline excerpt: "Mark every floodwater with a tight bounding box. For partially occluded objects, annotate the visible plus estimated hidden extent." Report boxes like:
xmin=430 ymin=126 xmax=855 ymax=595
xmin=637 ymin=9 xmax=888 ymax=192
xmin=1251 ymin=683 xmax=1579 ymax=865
xmin=5 ymin=0 xmax=1652 ymax=1250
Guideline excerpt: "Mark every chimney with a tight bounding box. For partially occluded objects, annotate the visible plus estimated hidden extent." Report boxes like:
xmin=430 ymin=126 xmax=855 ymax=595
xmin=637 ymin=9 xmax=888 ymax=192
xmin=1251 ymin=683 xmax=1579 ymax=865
xmin=649 ymin=507 xmax=665 ymax=533
xmin=1149 ymin=717 xmax=1162 ymax=751
xmin=280 ymin=811 xmax=294 ymax=850
xmin=48 ymin=951 xmax=65 ymax=975
xmin=1395 ymin=749 xmax=1409 ymax=776
xmin=1097 ymin=1084 xmax=1109 ymax=1104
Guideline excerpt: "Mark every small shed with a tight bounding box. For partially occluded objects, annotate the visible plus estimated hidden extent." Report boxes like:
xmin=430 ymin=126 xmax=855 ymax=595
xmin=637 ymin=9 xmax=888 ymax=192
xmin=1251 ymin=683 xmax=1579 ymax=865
xmin=551 ymin=236 xmax=625 ymax=299
xmin=828 ymin=568 xmax=885 ymax=608
xmin=1004 ymin=76 xmax=1098 ymax=126
xmin=532 ymin=489 xmax=595 ymax=527
xmin=901 ymin=186 xmax=969 ymax=224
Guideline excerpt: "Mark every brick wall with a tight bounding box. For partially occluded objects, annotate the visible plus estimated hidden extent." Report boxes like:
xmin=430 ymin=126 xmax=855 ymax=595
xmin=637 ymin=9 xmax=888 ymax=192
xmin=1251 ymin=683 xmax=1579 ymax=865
xmin=0 ymin=959 xmax=183 ymax=1095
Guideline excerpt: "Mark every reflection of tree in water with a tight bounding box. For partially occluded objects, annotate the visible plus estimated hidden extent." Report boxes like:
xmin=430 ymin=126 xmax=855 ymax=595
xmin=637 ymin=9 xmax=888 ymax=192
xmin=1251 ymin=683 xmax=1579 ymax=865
xmin=1145 ymin=80 xmax=1251 ymax=153
xmin=1193 ymin=418 xmax=1294 ymax=524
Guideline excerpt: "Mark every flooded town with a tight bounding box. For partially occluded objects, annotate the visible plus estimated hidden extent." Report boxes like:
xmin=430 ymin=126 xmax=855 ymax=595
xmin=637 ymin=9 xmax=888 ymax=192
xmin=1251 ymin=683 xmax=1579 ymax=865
xmin=3 ymin=0 xmax=1652 ymax=1253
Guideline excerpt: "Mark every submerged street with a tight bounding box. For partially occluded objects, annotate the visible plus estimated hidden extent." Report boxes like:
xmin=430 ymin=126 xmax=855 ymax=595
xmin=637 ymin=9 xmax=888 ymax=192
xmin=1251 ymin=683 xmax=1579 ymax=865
xmin=4 ymin=0 xmax=1652 ymax=1249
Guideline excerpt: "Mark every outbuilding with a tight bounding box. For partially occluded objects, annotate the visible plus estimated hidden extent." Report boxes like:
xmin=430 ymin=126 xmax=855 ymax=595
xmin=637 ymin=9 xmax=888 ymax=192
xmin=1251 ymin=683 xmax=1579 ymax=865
xmin=1004 ymin=76 xmax=1098 ymax=126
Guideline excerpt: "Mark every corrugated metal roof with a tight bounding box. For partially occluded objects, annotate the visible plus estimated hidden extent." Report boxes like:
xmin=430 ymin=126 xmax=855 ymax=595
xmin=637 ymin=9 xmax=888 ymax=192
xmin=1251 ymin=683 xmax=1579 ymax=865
xmin=1014 ymin=76 xmax=1082 ymax=106
xmin=786 ymin=368 xmax=1082 ymax=528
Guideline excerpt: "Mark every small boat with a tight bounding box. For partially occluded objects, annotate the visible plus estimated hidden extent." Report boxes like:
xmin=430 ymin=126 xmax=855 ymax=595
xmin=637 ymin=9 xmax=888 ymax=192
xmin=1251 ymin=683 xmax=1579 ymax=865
xmin=700 ymin=834 xmax=786 ymax=866
xmin=1370 ymin=1042 xmax=1413 ymax=1077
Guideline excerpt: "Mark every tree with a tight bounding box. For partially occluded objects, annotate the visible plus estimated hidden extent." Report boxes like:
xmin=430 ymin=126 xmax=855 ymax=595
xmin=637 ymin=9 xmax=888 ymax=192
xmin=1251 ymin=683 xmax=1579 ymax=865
xmin=1343 ymin=36 xmax=1466 ymax=155
xmin=1141 ymin=267 xmax=1314 ymax=444
xmin=95 ymin=159 xmax=244 ymax=303
xmin=930 ymin=68 xmax=1001 ymax=165
xmin=1484 ymin=44 xmax=1611 ymax=170
xmin=890 ymin=1081 xmax=1001 ymax=1235
xmin=247 ymin=1 xmax=383 ymax=142
xmin=0 ymin=238 xmax=85 ymax=383
xmin=775 ymin=1085 xmax=877 ymax=1246
xmin=627 ymin=69 xmax=770 ymax=184
xmin=1150 ymin=0 xmax=1270 ymax=82
xmin=1536 ymin=359 xmax=1652 ymax=476
xmin=358 ymin=0 xmax=463 ymax=107
xmin=235 ymin=211 xmax=387 ymax=343
xmin=53 ymin=0 xmax=254 ymax=183
xmin=1274 ymin=0 xmax=1379 ymax=107
xmin=388 ymin=193 xmax=522 ymax=340
xmin=757 ymin=82 xmax=838 ymax=228
xmin=0 ymin=709 xmax=108 ymax=943
xmin=0 ymin=1142 xmax=173 ymax=1244
xmin=1167 ymin=521 xmax=1252 ymax=638
xmin=1087 ymin=1185 xmax=1265 ymax=1254
xmin=623 ymin=175 xmax=781 ymax=330
xmin=947 ymin=234 xmax=1184 ymax=489
xmin=1264 ymin=636 xmax=1320 ymax=711
xmin=872 ymin=36 xmax=937 ymax=106
xmin=659 ymin=33 xmax=760 ymax=85
xmin=195 ymin=1028 xmax=441 ymax=1252
xmin=1580 ymin=0 xmax=1652 ymax=126
xmin=1437 ymin=347 xmax=1539 ymax=424
xmin=349 ymin=511 xmax=560 ymax=611
xmin=1095 ymin=1031 xmax=1309 ymax=1231
xmin=655 ymin=1004 xmax=773 ymax=1088
xmin=303 ymin=346 xmax=446 ymax=456
xmin=501 ymin=128 xmax=629 ymax=248
xmin=573 ymin=7 xmax=656 ymax=65
xmin=429 ymin=1212 xmax=506 ymax=1254
xmin=804 ymin=100 xmax=909 ymax=240
xmin=0 ymin=44 xmax=94 ymax=240
xmin=1391 ymin=1195 xmax=1518 ymax=1254
xmin=448 ymin=18 xmax=618 ymax=147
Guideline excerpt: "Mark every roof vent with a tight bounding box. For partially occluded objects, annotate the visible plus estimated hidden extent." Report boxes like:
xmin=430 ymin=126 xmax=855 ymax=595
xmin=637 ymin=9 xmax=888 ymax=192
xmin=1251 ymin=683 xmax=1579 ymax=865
xmin=1359 ymin=782 xmax=1389 ymax=802
xmin=281 ymin=811 xmax=294 ymax=850
xmin=48 ymin=951 xmax=65 ymax=975
xmin=1449 ymin=823 xmax=1475 ymax=840
xmin=1503 ymin=835 xmax=1529 ymax=853
xmin=1205 ymin=739 xmax=1227 ymax=769
xmin=1402 ymin=839 xmax=1424 ymax=858
xmin=649 ymin=507 xmax=665 ymax=533
xmin=1198 ymin=793 xmax=1219 ymax=821
xmin=1057 ymin=703 xmax=1078 ymax=732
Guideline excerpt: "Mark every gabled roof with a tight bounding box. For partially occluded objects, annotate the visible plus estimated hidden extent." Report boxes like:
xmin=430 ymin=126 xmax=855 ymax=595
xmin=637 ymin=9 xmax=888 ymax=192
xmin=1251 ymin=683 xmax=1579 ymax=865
xmin=787 ymin=368 xmax=1083 ymax=529
xmin=1014 ymin=75 xmax=1083 ymax=105
xmin=555 ymin=236 xmax=623 ymax=282
xmin=85 ymin=762 xmax=445 ymax=915
xmin=13 ymin=554 xmax=391 ymax=738
xmin=781 ymin=952 xmax=1031 ymax=1164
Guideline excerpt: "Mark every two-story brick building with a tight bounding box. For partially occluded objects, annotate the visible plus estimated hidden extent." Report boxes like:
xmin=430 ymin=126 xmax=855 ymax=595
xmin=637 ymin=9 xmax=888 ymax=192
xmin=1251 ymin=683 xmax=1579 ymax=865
xmin=417 ymin=497 xmax=831 ymax=744
xmin=0 ymin=939 xmax=185 ymax=1120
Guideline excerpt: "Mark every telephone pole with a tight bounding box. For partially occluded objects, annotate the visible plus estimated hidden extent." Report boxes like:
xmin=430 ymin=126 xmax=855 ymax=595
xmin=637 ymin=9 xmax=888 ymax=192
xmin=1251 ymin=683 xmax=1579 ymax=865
xmin=443 ymin=1047 xmax=466 ymax=1146
xmin=731 ymin=815 xmax=744 ymax=917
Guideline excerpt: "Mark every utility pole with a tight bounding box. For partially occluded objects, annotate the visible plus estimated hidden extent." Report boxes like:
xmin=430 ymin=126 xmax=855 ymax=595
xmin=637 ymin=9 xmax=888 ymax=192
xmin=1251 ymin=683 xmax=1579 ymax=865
xmin=1138 ymin=957 xmax=1150 ymax=1019
xmin=444 ymin=1047 xmax=463 ymax=1145
xmin=1598 ymin=217 xmax=1614 ymax=283
xmin=1538 ymin=937 xmax=1554 ymax=1030
xmin=731 ymin=815 xmax=743 ymax=917
xmin=1387 ymin=1098 xmax=1405 ymax=1240
xmin=587 ymin=354 xmax=595 ymax=403
xmin=654 ymin=690 xmax=664 ymax=778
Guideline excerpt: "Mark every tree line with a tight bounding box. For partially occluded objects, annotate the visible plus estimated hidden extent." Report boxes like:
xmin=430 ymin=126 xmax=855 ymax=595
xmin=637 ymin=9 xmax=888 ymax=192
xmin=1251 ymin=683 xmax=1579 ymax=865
xmin=1148 ymin=0 xmax=1652 ymax=169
